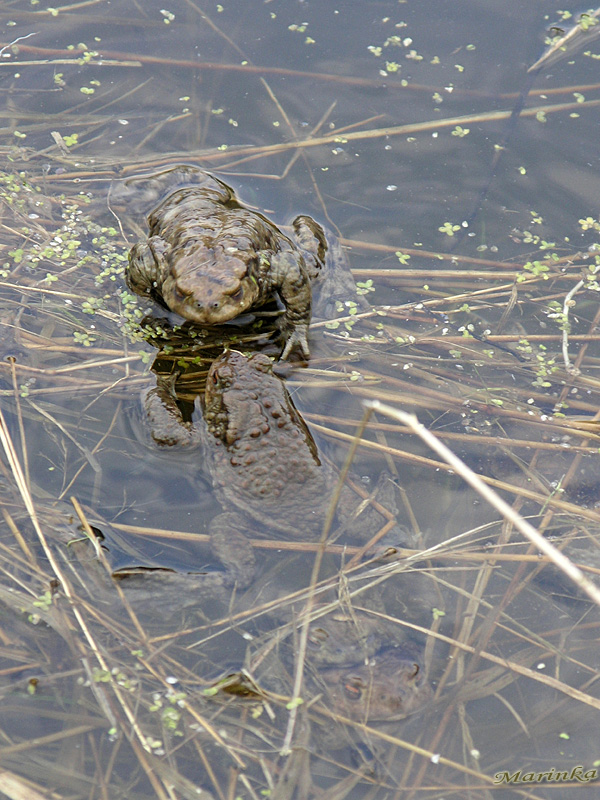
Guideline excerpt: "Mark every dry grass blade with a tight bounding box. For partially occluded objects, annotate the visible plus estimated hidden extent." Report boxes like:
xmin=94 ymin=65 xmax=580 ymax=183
xmin=308 ymin=420 xmax=600 ymax=525
xmin=0 ymin=769 xmax=54 ymax=800
xmin=281 ymin=405 xmax=375 ymax=755
xmin=0 ymin=408 xmax=155 ymax=757
xmin=306 ymin=707 xmax=499 ymax=786
xmin=0 ymin=407 xmax=63 ymax=578
xmin=363 ymin=610 xmax=600 ymax=711
xmin=366 ymin=400 xmax=600 ymax=607
xmin=0 ymin=32 xmax=38 ymax=59
xmin=70 ymin=496 xmax=149 ymax=642
xmin=529 ymin=7 xmax=600 ymax=72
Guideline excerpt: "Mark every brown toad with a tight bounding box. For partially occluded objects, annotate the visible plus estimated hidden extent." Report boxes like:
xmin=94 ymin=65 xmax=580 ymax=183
xmin=125 ymin=166 xmax=364 ymax=359
xmin=138 ymin=348 xmax=414 ymax=579
xmin=90 ymin=349 xmax=433 ymax=722
xmin=199 ymin=349 xmax=400 ymax=543
xmin=271 ymin=604 xmax=432 ymax=722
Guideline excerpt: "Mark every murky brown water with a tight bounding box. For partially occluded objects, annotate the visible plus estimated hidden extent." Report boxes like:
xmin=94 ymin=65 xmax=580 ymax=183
xmin=1 ymin=1 xmax=600 ymax=798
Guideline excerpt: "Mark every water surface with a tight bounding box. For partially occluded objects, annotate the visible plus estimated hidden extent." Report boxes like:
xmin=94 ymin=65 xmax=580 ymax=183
xmin=1 ymin=1 xmax=600 ymax=798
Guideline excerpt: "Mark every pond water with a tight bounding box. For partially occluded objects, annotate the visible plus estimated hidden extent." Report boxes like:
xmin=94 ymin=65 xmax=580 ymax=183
xmin=1 ymin=1 xmax=600 ymax=798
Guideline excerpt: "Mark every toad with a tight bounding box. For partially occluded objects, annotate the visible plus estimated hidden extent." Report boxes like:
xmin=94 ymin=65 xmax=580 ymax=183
xmin=259 ymin=603 xmax=432 ymax=722
xmin=72 ymin=349 xmax=433 ymax=722
xmin=137 ymin=348 xmax=416 ymax=582
xmin=125 ymin=166 xmax=365 ymax=359
xmin=200 ymin=349 xmax=403 ymax=544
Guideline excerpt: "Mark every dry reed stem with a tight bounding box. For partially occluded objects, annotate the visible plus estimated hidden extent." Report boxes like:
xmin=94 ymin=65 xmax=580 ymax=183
xmin=0 ymin=410 xmax=163 ymax=763
xmin=366 ymin=400 xmax=600 ymax=607
xmin=282 ymin=405 xmax=374 ymax=754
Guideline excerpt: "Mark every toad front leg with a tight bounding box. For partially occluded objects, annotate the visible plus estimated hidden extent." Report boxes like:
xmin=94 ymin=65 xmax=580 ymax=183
xmin=271 ymin=251 xmax=313 ymax=360
xmin=127 ymin=236 xmax=172 ymax=299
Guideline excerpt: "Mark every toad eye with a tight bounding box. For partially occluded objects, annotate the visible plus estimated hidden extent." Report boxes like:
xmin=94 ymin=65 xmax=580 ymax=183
xmin=229 ymin=286 xmax=245 ymax=303
xmin=308 ymin=627 xmax=329 ymax=647
xmin=342 ymin=677 xmax=365 ymax=703
xmin=210 ymin=366 xmax=225 ymax=385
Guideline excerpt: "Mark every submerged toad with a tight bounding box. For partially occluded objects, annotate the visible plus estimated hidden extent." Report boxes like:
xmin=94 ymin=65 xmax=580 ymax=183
xmin=267 ymin=604 xmax=432 ymax=722
xmin=125 ymin=165 xmax=364 ymax=359
xmin=200 ymin=349 xmax=402 ymax=544
xmin=138 ymin=348 xmax=417 ymax=584
xmin=320 ymin=648 xmax=429 ymax=721
xmin=110 ymin=347 xmax=433 ymax=721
